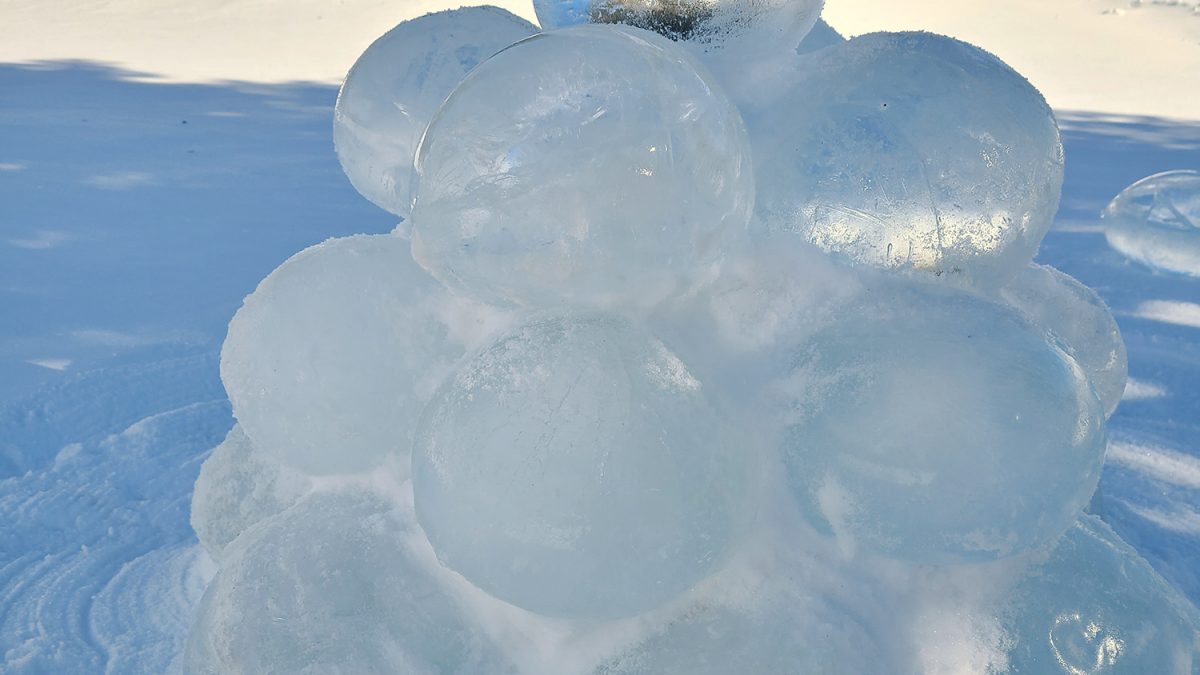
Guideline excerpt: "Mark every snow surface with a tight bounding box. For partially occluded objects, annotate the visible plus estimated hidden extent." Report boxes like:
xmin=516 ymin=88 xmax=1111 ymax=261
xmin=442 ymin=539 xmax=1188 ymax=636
xmin=1 ymin=1 xmax=1199 ymax=673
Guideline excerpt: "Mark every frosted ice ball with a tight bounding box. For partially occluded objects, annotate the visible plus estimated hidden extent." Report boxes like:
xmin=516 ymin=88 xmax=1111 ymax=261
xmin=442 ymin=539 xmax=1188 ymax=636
xmin=532 ymin=0 xmax=823 ymax=59
xmin=1000 ymin=264 xmax=1127 ymax=418
xmin=412 ymin=313 xmax=746 ymax=619
xmin=748 ymin=32 xmax=1064 ymax=289
xmin=410 ymin=24 xmax=754 ymax=310
xmin=334 ymin=7 xmax=536 ymax=220
xmin=775 ymin=287 xmax=1106 ymax=563
xmin=1003 ymin=515 xmax=1200 ymax=673
xmin=1103 ymin=170 xmax=1200 ymax=277
xmin=190 ymin=424 xmax=310 ymax=560
xmin=221 ymin=234 xmax=512 ymax=476
xmin=184 ymin=492 xmax=515 ymax=674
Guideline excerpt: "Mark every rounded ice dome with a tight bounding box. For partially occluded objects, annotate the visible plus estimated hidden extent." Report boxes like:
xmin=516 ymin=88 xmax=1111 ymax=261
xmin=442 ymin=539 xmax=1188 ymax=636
xmin=1003 ymin=515 xmax=1200 ymax=673
xmin=1000 ymin=263 xmax=1127 ymax=418
xmin=184 ymin=492 xmax=515 ymax=674
xmin=220 ymin=234 xmax=512 ymax=476
xmin=532 ymin=0 xmax=823 ymax=58
xmin=333 ymin=7 xmax=537 ymax=220
xmin=774 ymin=288 xmax=1106 ymax=563
xmin=410 ymin=24 xmax=754 ymax=310
xmin=1102 ymin=169 xmax=1200 ymax=277
xmin=748 ymin=32 xmax=1064 ymax=289
xmin=412 ymin=313 xmax=747 ymax=619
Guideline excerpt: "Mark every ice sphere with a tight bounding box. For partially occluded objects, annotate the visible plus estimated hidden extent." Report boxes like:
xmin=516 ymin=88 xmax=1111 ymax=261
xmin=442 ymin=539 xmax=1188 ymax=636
xmin=531 ymin=0 xmax=823 ymax=60
xmin=221 ymin=234 xmax=512 ymax=476
xmin=412 ymin=313 xmax=746 ymax=619
xmin=596 ymin=575 xmax=880 ymax=673
xmin=1000 ymin=263 xmax=1128 ymax=418
xmin=1003 ymin=514 xmax=1200 ymax=673
xmin=748 ymin=32 xmax=1064 ymax=289
xmin=333 ymin=7 xmax=537 ymax=220
xmin=776 ymin=287 xmax=1107 ymax=563
xmin=1103 ymin=170 xmax=1200 ymax=277
xmin=190 ymin=424 xmax=310 ymax=560
xmin=184 ymin=491 xmax=514 ymax=674
xmin=410 ymin=24 xmax=754 ymax=310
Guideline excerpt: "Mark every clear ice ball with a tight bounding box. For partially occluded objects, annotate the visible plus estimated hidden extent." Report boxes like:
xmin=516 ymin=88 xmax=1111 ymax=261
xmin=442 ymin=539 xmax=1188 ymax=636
xmin=410 ymin=24 xmax=754 ymax=310
xmin=1103 ymin=169 xmax=1200 ymax=277
xmin=334 ymin=7 xmax=536 ymax=220
xmin=748 ymin=32 xmax=1064 ymax=289
xmin=412 ymin=313 xmax=746 ymax=619
xmin=775 ymin=287 xmax=1107 ymax=563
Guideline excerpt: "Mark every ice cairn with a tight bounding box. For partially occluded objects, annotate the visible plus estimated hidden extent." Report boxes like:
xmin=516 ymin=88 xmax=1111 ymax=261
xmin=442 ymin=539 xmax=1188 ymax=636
xmin=186 ymin=3 xmax=1200 ymax=673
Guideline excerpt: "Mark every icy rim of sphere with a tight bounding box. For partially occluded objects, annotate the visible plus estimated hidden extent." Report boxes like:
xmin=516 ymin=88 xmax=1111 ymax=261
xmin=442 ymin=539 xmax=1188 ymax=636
xmin=333 ymin=6 xmax=537 ymax=219
xmin=412 ymin=312 xmax=747 ymax=619
xmin=409 ymin=23 xmax=754 ymax=310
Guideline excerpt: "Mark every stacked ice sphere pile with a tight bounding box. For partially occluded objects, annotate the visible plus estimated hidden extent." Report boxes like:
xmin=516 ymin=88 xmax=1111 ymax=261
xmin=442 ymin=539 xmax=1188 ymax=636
xmin=185 ymin=2 xmax=1200 ymax=673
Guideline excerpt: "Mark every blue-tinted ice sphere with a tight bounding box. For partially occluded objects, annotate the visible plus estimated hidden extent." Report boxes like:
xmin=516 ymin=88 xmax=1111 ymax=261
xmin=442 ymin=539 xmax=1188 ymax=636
xmin=1103 ymin=170 xmax=1200 ymax=277
xmin=776 ymin=287 xmax=1107 ymax=563
xmin=334 ymin=7 xmax=536 ymax=219
xmin=412 ymin=313 xmax=747 ymax=619
xmin=410 ymin=24 xmax=753 ymax=310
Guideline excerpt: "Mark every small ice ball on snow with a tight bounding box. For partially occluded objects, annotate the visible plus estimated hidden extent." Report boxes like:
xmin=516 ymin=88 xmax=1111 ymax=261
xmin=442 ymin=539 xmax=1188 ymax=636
xmin=184 ymin=491 xmax=514 ymax=674
xmin=410 ymin=24 xmax=753 ymax=309
xmin=1000 ymin=263 xmax=1128 ymax=418
xmin=412 ymin=313 xmax=746 ymax=619
xmin=748 ymin=32 xmax=1064 ymax=289
xmin=1003 ymin=514 xmax=1200 ymax=673
xmin=221 ymin=234 xmax=511 ymax=476
xmin=333 ymin=7 xmax=536 ymax=220
xmin=189 ymin=424 xmax=310 ymax=560
xmin=1103 ymin=169 xmax=1200 ymax=277
xmin=775 ymin=287 xmax=1106 ymax=563
xmin=532 ymin=0 xmax=823 ymax=60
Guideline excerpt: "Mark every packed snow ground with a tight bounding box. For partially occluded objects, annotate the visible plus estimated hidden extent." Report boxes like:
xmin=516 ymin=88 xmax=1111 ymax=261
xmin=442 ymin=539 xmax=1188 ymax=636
xmin=1 ymin=2 xmax=1199 ymax=673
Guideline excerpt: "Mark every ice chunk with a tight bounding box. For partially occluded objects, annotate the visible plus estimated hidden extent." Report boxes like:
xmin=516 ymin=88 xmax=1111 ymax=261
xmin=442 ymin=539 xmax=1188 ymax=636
xmin=184 ymin=491 xmax=514 ymax=674
xmin=333 ymin=7 xmax=536 ymax=221
xmin=747 ymin=32 xmax=1064 ymax=289
xmin=1003 ymin=514 xmax=1200 ymax=673
xmin=412 ymin=313 xmax=747 ymax=619
xmin=1000 ymin=263 xmax=1128 ymax=418
xmin=1103 ymin=170 xmax=1200 ymax=277
xmin=221 ymin=234 xmax=511 ymax=476
xmin=410 ymin=24 xmax=753 ymax=310
xmin=595 ymin=572 xmax=881 ymax=674
xmin=795 ymin=18 xmax=844 ymax=54
xmin=775 ymin=287 xmax=1107 ymax=563
xmin=189 ymin=424 xmax=310 ymax=560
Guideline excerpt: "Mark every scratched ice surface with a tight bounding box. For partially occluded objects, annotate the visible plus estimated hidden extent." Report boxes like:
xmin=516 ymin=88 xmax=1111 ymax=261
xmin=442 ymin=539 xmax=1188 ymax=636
xmin=1002 ymin=515 xmax=1200 ymax=674
xmin=1000 ymin=263 xmax=1128 ymax=418
xmin=333 ymin=7 xmax=536 ymax=221
xmin=1103 ymin=170 xmax=1200 ymax=277
xmin=184 ymin=491 xmax=516 ymax=674
xmin=412 ymin=313 xmax=746 ymax=619
xmin=189 ymin=424 xmax=310 ymax=561
xmin=774 ymin=287 xmax=1107 ymax=563
xmin=747 ymin=32 xmax=1064 ymax=289
xmin=409 ymin=24 xmax=753 ymax=310
xmin=220 ymin=234 xmax=511 ymax=475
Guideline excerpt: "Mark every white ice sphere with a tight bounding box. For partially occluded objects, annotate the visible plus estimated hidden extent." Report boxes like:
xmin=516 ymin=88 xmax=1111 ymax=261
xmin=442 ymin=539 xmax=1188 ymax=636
xmin=184 ymin=491 xmax=514 ymax=674
xmin=1000 ymin=263 xmax=1128 ymax=418
xmin=412 ymin=313 xmax=746 ymax=618
xmin=221 ymin=234 xmax=511 ymax=476
xmin=1003 ymin=515 xmax=1200 ymax=673
xmin=333 ymin=7 xmax=537 ymax=220
xmin=776 ymin=288 xmax=1107 ymax=563
xmin=190 ymin=424 xmax=310 ymax=560
xmin=531 ymin=0 xmax=823 ymax=60
xmin=749 ymin=32 xmax=1064 ymax=289
xmin=1103 ymin=170 xmax=1200 ymax=277
xmin=410 ymin=24 xmax=754 ymax=309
